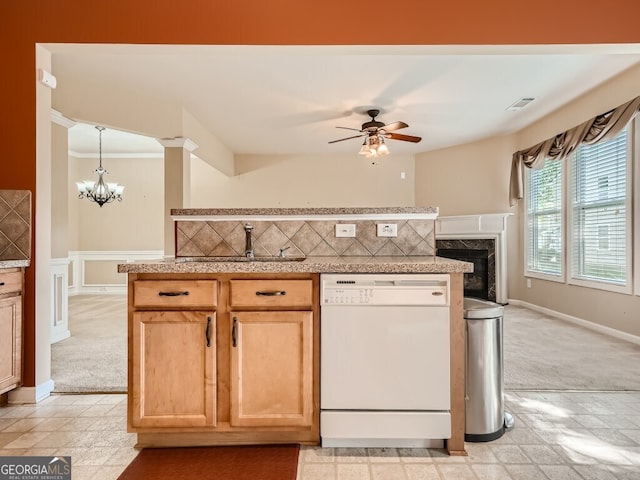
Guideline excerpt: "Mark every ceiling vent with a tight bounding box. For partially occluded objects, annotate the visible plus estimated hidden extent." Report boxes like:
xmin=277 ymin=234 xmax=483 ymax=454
xmin=506 ymin=97 xmax=535 ymax=111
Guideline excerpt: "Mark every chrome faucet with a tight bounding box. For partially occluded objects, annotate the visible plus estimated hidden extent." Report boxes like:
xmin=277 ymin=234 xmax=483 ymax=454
xmin=244 ymin=224 xmax=254 ymax=258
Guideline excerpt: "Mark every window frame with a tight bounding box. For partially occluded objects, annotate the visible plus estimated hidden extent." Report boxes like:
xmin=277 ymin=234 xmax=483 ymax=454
xmin=524 ymin=120 xmax=636 ymax=295
xmin=524 ymin=158 xmax=566 ymax=283
xmin=567 ymin=127 xmax=633 ymax=294
xmin=633 ymin=121 xmax=640 ymax=297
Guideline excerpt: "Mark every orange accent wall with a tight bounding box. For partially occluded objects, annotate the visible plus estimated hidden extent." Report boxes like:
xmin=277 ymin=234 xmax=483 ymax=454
xmin=1 ymin=0 xmax=639 ymax=388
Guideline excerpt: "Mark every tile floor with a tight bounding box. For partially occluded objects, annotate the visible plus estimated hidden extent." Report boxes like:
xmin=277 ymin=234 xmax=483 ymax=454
xmin=0 ymin=394 xmax=135 ymax=480
xmin=299 ymin=390 xmax=640 ymax=480
xmin=1 ymin=390 xmax=639 ymax=479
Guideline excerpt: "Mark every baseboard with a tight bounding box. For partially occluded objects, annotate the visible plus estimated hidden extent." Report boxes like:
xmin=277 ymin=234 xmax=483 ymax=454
xmin=51 ymin=329 xmax=71 ymax=343
xmin=8 ymin=379 xmax=55 ymax=404
xmin=508 ymin=299 xmax=640 ymax=346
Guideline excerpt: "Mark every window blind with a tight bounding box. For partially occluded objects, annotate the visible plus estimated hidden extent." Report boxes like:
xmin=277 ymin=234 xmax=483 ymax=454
xmin=570 ymin=129 xmax=628 ymax=284
xmin=526 ymin=159 xmax=563 ymax=276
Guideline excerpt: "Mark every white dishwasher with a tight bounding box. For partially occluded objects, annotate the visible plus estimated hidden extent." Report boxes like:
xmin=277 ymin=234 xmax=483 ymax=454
xmin=320 ymin=273 xmax=451 ymax=448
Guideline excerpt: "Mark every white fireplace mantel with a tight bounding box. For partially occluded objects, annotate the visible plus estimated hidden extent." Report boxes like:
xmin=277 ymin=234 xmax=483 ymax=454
xmin=435 ymin=213 xmax=513 ymax=304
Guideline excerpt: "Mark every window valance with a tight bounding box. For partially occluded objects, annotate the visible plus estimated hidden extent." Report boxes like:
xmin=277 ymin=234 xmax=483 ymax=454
xmin=509 ymin=96 xmax=640 ymax=207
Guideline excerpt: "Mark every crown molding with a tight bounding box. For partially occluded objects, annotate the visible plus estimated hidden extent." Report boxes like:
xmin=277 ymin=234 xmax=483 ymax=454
xmin=51 ymin=109 xmax=76 ymax=129
xmin=157 ymin=137 xmax=198 ymax=152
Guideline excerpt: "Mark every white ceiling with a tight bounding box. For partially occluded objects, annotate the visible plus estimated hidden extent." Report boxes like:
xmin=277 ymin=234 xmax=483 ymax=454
xmin=48 ymin=44 xmax=640 ymax=158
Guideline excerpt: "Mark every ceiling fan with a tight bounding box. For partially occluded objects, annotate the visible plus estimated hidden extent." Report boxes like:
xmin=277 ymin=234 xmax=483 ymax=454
xmin=328 ymin=109 xmax=422 ymax=156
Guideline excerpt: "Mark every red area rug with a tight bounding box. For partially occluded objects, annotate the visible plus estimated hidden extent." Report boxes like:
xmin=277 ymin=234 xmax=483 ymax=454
xmin=117 ymin=444 xmax=300 ymax=480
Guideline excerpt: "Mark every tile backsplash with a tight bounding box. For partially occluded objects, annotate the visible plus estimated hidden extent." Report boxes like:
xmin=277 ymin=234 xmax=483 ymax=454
xmin=176 ymin=219 xmax=435 ymax=258
xmin=0 ymin=190 xmax=31 ymax=261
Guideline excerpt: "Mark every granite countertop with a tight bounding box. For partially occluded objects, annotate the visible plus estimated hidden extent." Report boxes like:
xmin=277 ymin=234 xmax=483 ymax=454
xmin=117 ymin=256 xmax=473 ymax=274
xmin=0 ymin=259 xmax=30 ymax=269
xmin=171 ymin=207 xmax=439 ymax=216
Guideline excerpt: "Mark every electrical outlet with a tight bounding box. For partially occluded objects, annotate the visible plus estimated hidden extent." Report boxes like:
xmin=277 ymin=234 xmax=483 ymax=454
xmin=377 ymin=223 xmax=398 ymax=237
xmin=335 ymin=224 xmax=356 ymax=237
xmin=526 ymin=278 xmax=532 ymax=288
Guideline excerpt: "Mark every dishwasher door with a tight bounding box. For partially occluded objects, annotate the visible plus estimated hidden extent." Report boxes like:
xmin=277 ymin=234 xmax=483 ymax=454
xmin=321 ymin=304 xmax=450 ymax=411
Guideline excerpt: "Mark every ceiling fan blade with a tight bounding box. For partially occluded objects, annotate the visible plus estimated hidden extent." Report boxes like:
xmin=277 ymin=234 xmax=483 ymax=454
xmin=336 ymin=126 xmax=364 ymax=132
xmin=386 ymin=132 xmax=422 ymax=143
xmin=382 ymin=121 xmax=408 ymax=132
xmin=328 ymin=134 xmax=365 ymax=144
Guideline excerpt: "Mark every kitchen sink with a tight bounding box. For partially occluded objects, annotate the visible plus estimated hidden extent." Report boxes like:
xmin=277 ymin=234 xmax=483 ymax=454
xmin=175 ymin=256 xmax=306 ymax=263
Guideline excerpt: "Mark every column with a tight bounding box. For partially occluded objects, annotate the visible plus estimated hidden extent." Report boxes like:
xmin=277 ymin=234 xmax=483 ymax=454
xmin=157 ymin=138 xmax=198 ymax=257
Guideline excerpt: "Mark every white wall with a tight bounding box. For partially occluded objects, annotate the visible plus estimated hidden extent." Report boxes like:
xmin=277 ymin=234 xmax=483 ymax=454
xmin=415 ymin=135 xmax=517 ymax=216
xmin=190 ymin=153 xmax=416 ymax=207
xmin=69 ymin=155 xmax=164 ymax=251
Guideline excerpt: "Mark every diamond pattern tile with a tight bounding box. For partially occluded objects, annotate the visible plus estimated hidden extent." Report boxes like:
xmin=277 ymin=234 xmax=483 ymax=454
xmin=256 ymin=224 xmax=289 ymax=256
xmin=190 ymin=224 xmax=224 ymax=255
xmin=174 ymin=217 xmax=437 ymax=259
xmin=0 ymin=189 xmax=31 ymax=261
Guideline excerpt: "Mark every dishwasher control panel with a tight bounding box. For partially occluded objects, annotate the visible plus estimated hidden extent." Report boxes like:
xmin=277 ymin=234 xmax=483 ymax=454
xmin=321 ymin=274 xmax=449 ymax=306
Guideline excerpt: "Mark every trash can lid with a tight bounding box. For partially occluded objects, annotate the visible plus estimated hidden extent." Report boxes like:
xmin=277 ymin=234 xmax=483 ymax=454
xmin=464 ymin=297 xmax=504 ymax=319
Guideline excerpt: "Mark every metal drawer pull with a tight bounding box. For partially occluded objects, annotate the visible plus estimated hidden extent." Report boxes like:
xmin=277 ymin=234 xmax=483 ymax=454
xmin=206 ymin=317 xmax=212 ymax=348
xmin=158 ymin=291 xmax=190 ymax=297
xmin=232 ymin=317 xmax=238 ymax=347
xmin=0 ymin=282 xmax=4 ymax=286
xmin=255 ymin=290 xmax=286 ymax=296
xmin=432 ymin=291 xmax=444 ymax=296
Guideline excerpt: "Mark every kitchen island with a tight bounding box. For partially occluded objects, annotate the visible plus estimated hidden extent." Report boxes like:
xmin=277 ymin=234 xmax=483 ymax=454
xmin=119 ymin=255 xmax=472 ymax=455
xmin=118 ymin=206 xmax=472 ymax=455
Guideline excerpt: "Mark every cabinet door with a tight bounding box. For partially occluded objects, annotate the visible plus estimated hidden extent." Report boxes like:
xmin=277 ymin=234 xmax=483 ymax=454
xmin=131 ymin=311 xmax=216 ymax=428
xmin=0 ymin=296 xmax=22 ymax=394
xmin=230 ymin=311 xmax=313 ymax=427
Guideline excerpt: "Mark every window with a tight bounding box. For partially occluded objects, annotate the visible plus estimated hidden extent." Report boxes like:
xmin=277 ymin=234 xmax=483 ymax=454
xmin=570 ymin=129 xmax=630 ymax=287
xmin=525 ymin=125 xmax=633 ymax=292
xmin=526 ymin=159 xmax=563 ymax=278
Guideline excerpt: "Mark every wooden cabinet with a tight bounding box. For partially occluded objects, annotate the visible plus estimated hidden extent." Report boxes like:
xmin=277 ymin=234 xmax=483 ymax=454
xmin=229 ymin=279 xmax=314 ymax=428
xmin=0 ymin=268 xmax=24 ymax=395
xmin=129 ymin=279 xmax=217 ymax=429
xmin=131 ymin=310 xmax=216 ymax=428
xmin=128 ymin=273 xmax=319 ymax=447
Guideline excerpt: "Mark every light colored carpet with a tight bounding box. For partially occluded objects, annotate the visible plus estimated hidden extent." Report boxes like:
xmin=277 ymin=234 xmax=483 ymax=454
xmin=50 ymin=296 xmax=640 ymax=393
xmin=51 ymin=294 xmax=127 ymax=393
xmin=503 ymin=304 xmax=640 ymax=391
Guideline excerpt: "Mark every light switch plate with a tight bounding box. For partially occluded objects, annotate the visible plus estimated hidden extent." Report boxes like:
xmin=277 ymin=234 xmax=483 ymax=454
xmin=336 ymin=224 xmax=356 ymax=237
xmin=377 ymin=223 xmax=398 ymax=237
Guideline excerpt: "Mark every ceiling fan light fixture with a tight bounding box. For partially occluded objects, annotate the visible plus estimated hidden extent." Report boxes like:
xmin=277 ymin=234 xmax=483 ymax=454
xmin=377 ymin=137 xmax=389 ymax=156
xmin=327 ymin=108 xmax=420 ymax=157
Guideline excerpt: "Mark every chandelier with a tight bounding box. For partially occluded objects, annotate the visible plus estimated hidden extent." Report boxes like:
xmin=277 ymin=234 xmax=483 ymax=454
xmin=358 ymin=134 xmax=389 ymax=160
xmin=76 ymin=126 xmax=124 ymax=207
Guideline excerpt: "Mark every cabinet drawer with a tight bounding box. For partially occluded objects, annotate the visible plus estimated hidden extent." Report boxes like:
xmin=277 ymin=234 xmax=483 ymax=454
xmin=134 ymin=280 xmax=217 ymax=308
xmin=0 ymin=271 xmax=22 ymax=295
xmin=230 ymin=279 xmax=313 ymax=308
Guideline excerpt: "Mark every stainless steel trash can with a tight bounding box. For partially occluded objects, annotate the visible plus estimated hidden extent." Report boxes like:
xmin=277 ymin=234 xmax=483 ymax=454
xmin=464 ymin=297 xmax=513 ymax=442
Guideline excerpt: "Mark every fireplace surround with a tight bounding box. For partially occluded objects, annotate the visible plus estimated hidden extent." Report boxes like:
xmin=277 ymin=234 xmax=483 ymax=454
xmin=435 ymin=213 xmax=512 ymax=304
xmin=437 ymin=238 xmax=495 ymax=302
